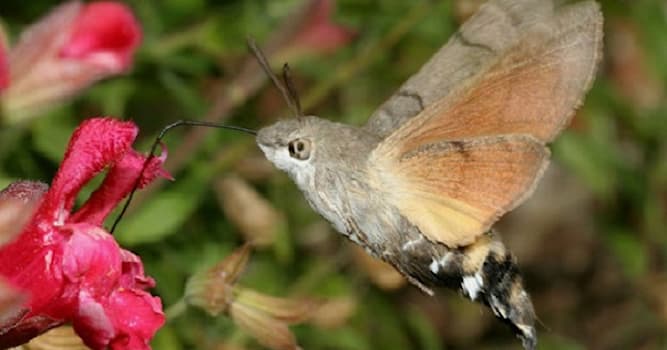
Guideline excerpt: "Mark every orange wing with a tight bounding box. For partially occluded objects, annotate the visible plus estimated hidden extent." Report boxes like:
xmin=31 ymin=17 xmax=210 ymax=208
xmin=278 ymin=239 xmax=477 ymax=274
xmin=369 ymin=2 xmax=602 ymax=247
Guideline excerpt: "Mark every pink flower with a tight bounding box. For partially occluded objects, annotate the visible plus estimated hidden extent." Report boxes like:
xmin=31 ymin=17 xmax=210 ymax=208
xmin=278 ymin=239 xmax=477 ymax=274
xmin=59 ymin=2 xmax=141 ymax=73
xmin=1 ymin=2 xmax=142 ymax=123
xmin=275 ymin=0 xmax=356 ymax=63
xmin=0 ymin=40 xmax=8 ymax=91
xmin=0 ymin=118 xmax=168 ymax=349
xmin=291 ymin=0 xmax=355 ymax=54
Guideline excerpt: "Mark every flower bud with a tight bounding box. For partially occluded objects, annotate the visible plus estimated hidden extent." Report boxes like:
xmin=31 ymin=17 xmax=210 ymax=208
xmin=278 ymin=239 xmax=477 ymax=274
xmin=184 ymin=245 xmax=251 ymax=316
xmin=216 ymin=176 xmax=284 ymax=247
xmin=229 ymin=300 xmax=299 ymax=350
xmin=273 ymin=0 xmax=356 ymax=64
xmin=184 ymin=246 xmax=320 ymax=350
xmin=234 ymin=288 xmax=319 ymax=325
xmin=311 ymin=297 xmax=357 ymax=329
xmin=230 ymin=287 xmax=319 ymax=350
xmin=0 ymin=34 xmax=8 ymax=91
xmin=2 ymin=2 xmax=142 ymax=123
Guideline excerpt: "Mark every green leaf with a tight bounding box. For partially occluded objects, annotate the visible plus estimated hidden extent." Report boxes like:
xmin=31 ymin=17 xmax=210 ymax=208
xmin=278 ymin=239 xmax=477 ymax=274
xmin=271 ymin=219 xmax=293 ymax=264
xmin=152 ymin=324 xmax=181 ymax=350
xmin=30 ymin=109 xmax=76 ymax=163
xmin=405 ymin=307 xmax=442 ymax=350
xmin=606 ymin=229 xmax=648 ymax=279
xmin=301 ymin=326 xmax=371 ymax=350
xmin=86 ymin=79 xmax=136 ymax=117
xmin=0 ymin=177 xmax=14 ymax=190
xmin=115 ymin=190 xmax=201 ymax=246
xmin=159 ymin=70 xmax=207 ymax=115
xmin=554 ymin=132 xmax=618 ymax=199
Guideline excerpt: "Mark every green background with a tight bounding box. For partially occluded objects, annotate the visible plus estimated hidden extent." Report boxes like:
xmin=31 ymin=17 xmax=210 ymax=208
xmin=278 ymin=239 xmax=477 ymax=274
xmin=1 ymin=0 xmax=666 ymax=349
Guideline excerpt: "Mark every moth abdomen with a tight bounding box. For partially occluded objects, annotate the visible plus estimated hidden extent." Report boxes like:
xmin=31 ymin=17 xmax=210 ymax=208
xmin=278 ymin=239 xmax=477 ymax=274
xmin=476 ymin=248 xmax=537 ymax=350
xmin=394 ymin=231 xmax=537 ymax=350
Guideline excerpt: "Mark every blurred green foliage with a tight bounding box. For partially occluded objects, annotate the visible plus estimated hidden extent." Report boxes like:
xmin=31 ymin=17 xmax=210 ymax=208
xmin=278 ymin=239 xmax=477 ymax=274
xmin=1 ymin=0 xmax=667 ymax=349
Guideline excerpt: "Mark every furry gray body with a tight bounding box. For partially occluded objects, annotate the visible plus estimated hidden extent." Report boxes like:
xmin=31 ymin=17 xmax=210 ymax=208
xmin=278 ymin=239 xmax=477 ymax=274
xmin=257 ymin=117 xmax=537 ymax=348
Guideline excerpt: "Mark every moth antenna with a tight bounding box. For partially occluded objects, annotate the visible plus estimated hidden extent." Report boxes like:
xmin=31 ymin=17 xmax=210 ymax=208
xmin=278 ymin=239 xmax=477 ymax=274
xmin=282 ymin=63 xmax=303 ymax=117
xmin=110 ymin=120 xmax=256 ymax=234
xmin=247 ymin=37 xmax=301 ymax=118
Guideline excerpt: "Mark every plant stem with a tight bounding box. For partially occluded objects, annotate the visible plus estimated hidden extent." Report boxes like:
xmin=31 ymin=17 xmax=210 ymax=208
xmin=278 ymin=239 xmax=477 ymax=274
xmin=301 ymin=1 xmax=432 ymax=111
xmin=165 ymin=298 xmax=188 ymax=321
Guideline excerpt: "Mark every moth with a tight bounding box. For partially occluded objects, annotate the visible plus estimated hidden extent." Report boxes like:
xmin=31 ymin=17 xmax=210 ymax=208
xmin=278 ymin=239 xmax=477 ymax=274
xmin=115 ymin=0 xmax=602 ymax=347
xmin=254 ymin=0 xmax=603 ymax=349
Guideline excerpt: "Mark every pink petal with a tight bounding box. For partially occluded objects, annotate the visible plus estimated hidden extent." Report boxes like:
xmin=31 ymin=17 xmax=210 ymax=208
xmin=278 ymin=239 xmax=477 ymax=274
xmin=71 ymin=146 xmax=170 ymax=226
xmin=61 ymin=224 xmax=121 ymax=295
xmin=0 ymin=189 xmax=67 ymax=318
xmin=57 ymin=224 xmax=162 ymax=349
xmin=289 ymin=0 xmax=356 ymax=55
xmin=38 ymin=118 xmax=138 ymax=226
xmin=61 ymin=225 xmax=162 ymax=349
xmin=0 ymin=182 xmax=48 ymax=246
xmin=0 ymin=313 xmax=63 ymax=348
xmin=75 ymin=288 xmax=164 ymax=350
xmin=8 ymin=2 xmax=82 ymax=82
xmin=60 ymin=2 xmax=142 ymax=73
xmin=106 ymin=289 xmax=164 ymax=350
xmin=0 ymin=181 xmax=49 ymax=203
xmin=118 ymin=249 xmax=155 ymax=290
xmin=0 ymin=39 xmax=9 ymax=90
xmin=74 ymin=290 xmax=115 ymax=348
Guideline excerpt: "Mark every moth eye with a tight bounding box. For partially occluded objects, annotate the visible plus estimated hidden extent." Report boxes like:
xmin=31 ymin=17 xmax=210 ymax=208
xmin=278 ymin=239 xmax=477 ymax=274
xmin=287 ymin=138 xmax=311 ymax=160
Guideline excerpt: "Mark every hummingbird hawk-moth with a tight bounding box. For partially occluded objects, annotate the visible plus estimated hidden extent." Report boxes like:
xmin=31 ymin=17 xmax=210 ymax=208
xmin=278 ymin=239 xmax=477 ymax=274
xmin=117 ymin=0 xmax=603 ymax=348
xmin=255 ymin=0 xmax=603 ymax=348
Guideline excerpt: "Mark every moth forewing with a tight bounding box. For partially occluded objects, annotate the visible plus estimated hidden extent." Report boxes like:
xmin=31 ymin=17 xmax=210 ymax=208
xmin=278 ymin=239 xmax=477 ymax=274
xmin=367 ymin=1 xmax=602 ymax=147
xmin=382 ymin=2 xmax=602 ymax=150
xmin=364 ymin=0 xmax=558 ymax=137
